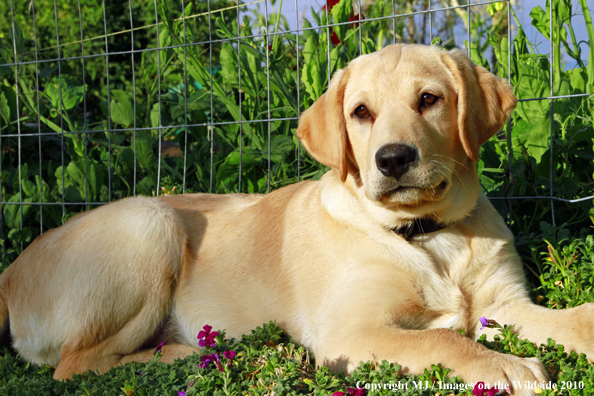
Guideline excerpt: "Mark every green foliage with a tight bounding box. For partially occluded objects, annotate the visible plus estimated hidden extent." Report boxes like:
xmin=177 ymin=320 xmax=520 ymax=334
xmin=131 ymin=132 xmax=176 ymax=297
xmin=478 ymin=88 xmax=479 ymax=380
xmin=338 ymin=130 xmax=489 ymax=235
xmin=2 ymin=318 xmax=594 ymax=395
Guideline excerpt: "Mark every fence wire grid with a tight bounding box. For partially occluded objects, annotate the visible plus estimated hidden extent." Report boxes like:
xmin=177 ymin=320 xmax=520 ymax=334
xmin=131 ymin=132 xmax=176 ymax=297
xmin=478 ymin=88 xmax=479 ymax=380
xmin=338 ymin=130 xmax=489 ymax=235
xmin=0 ymin=0 xmax=593 ymax=254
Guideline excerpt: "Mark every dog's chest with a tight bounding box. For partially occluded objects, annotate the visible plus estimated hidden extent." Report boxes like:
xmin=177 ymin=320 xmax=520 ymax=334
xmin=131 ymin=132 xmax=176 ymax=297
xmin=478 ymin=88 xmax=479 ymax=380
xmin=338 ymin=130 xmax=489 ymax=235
xmin=394 ymin=230 xmax=472 ymax=331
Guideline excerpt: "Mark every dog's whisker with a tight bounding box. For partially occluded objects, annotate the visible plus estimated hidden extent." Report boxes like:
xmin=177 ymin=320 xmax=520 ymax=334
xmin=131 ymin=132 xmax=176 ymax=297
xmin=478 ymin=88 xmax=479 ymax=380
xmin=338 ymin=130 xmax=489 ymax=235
xmin=432 ymin=154 xmax=469 ymax=170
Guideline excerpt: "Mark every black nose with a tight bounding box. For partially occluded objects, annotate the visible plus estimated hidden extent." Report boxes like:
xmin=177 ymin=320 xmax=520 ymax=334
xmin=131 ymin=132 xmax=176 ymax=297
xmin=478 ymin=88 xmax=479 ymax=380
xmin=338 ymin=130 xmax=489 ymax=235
xmin=375 ymin=144 xmax=417 ymax=180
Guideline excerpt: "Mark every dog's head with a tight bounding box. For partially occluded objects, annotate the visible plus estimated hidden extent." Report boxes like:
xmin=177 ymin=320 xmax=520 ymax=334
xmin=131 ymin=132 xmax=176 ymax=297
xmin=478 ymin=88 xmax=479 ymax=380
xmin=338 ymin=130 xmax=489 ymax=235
xmin=297 ymin=44 xmax=516 ymax=225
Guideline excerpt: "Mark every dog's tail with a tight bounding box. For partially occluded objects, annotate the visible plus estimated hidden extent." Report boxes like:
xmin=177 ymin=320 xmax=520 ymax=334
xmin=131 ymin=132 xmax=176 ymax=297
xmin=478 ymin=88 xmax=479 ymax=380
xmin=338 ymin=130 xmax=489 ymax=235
xmin=0 ymin=269 xmax=9 ymax=344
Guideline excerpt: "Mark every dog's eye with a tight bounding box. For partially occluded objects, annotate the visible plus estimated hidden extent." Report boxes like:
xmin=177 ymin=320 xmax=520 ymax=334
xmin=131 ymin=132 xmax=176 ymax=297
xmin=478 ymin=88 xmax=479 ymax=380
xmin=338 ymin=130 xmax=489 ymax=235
xmin=354 ymin=105 xmax=370 ymax=119
xmin=419 ymin=93 xmax=439 ymax=108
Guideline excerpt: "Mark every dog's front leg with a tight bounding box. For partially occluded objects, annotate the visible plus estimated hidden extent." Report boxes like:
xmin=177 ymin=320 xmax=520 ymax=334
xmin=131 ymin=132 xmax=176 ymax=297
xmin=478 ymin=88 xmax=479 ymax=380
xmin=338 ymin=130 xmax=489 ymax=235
xmin=482 ymin=300 xmax=594 ymax=361
xmin=316 ymin=325 xmax=546 ymax=395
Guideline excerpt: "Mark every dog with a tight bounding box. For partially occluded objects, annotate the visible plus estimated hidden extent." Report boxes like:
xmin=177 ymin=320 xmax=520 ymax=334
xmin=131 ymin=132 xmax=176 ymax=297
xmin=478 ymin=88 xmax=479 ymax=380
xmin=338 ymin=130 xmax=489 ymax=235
xmin=1 ymin=44 xmax=593 ymax=394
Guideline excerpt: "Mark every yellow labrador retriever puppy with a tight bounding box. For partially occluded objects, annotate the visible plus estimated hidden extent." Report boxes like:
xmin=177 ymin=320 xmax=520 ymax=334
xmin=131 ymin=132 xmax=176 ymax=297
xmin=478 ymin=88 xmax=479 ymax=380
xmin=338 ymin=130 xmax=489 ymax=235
xmin=0 ymin=44 xmax=592 ymax=393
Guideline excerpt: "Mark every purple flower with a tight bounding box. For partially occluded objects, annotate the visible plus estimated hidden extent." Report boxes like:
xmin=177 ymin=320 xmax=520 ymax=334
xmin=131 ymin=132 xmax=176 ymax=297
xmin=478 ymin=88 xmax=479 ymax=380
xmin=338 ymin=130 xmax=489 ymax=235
xmin=479 ymin=317 xmax=489 ymax=330
xmin=199 ymin=353 xmax=224 ymax=372
xmin=177 ymin=392 xmax=186 ymax=396
xmin=479 ymin=317 xmax=500 ymax=330
xmin=153 ymin=341 xmax=165 ymax=355
xmin=197 ymin=325 xmax=220 ymax=347
xmin=223 ymin=350 xmax=236 ymax=360
xmin=199 ymin=353 xmax=219 ymax=368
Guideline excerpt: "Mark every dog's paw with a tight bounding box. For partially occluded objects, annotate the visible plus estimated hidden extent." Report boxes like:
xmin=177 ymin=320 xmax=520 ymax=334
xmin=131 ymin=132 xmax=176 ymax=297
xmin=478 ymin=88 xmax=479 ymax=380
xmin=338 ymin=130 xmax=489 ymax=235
xmin=455 ymin=352 xmax=547 ymax=396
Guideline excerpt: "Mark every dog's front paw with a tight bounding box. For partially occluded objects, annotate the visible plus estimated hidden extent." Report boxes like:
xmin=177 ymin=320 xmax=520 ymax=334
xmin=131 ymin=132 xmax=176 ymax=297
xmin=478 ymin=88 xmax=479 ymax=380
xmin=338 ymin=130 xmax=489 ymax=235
xmin=454 ymin=352 xmax=547 ymax=396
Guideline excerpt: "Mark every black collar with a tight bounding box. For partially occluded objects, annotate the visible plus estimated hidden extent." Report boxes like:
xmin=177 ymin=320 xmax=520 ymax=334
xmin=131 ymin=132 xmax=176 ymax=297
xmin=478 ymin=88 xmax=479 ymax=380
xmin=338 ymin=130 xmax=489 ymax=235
xmin=393 ymin=218 xmax=446 ymax=241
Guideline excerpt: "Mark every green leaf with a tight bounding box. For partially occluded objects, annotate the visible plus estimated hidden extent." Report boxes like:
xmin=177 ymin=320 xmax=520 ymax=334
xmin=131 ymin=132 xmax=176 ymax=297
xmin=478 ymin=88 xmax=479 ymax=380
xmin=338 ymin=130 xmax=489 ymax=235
xmin=135 ymin=132 xmax=154 ymax=173
xmin=466 ymin=41 xmax=490 ymax=70
xmin=512 ymin=118 xmax=550 ymax=161
xmin=151 ymin=102 xmax=161 ymax=130
xmin=45 ymin=75 xmax=86 ymax=112
xmin=302 ymin=60 xmax=323 ymax=102
xmin=513 ymin=58 xmax=549 ymax=123
xmin=0 ymin=85 xmax=16 ymax=124
xmin=110 ymin=90 xmax=134 ymax=127
xmin=8 ymin=227 xmax=32 ymax=246
xmin=330 ymin=0 xmax=353 ymax=42
xmin=270 ymin=135 xmax=295 ymax=163
xmin=216 ymin=151 xmax=260 ymax=186
xmin=566 ymin=68 xmax=588 ymax=93
xmin=0 ymin=91 xmax=9 ymax=126
xmin=530 ymin=6 xmax=549 ymax=40
xmin=302 ymin=34 xmax=317 ymax=66
xmin=55 ymin=164 xmax=81 ymax=202
xmin=54 ymin=159 xmax=105 ymax=202
xmin=8 ymin=22 xmax=24 ymax=55
xmin=3 ymin=194 xmax=32 ymax=230
xmin=219 ymin=42 xmax=239 ymax=86
xmin=21 ymin=179 xmax=38 ymax=200
xmin=215 ymin=16 xmax=236 ymax=40
xmin=136 ymin=175 xmax=156 ymax=196
xmin=487 ymin=2 xmax=505 ymax=16
xmin=66 ymin=136 xmax=86 ymax=161
xmin=159 ymin=26 xmax=173 ymax=65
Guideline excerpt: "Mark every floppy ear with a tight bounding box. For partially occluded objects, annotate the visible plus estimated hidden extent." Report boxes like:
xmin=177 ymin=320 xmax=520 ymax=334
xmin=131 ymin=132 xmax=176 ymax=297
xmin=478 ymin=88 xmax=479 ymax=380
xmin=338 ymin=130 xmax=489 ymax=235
xmin=442 ymin=49 xmax=517 ymax=162
xmin=296 ymin=68 xmax=352 ymax=182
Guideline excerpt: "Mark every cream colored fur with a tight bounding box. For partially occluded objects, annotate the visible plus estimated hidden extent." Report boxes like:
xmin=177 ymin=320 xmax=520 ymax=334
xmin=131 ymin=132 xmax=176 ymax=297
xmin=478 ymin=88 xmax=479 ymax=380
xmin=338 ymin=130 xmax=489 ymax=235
xmin=1 ymin=44 xmax=593 ymax=395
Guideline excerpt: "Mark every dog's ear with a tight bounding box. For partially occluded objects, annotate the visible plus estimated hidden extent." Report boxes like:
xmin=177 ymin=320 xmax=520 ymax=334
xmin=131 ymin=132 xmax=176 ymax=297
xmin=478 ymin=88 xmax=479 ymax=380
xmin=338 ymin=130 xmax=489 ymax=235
xmin=297 ymin=68 xmax=352 ymax=182
xmin=442 ymin=49 xmax=517 ymax=162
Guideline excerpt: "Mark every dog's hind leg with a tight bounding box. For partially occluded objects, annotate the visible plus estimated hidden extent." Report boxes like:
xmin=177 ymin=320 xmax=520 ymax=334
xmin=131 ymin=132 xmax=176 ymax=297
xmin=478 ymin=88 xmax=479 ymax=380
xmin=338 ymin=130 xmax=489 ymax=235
xmin=3 ymin=196 xmax=188 ymax=381
xmin=54 ymin=339 xmax=200 ymax=380
xmin=119 ymin=344 xmax=201 ymax=365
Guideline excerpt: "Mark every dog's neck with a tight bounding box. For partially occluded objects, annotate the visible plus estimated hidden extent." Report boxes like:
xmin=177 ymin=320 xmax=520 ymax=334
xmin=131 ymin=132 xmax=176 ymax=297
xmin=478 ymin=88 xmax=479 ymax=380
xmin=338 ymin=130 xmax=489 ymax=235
xmin=392 ymin=218 xmax=446 ymax=241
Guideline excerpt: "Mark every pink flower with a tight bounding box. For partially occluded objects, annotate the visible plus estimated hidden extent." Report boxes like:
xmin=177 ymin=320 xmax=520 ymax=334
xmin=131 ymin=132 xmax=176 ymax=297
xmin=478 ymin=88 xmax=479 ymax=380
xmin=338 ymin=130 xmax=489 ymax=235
xmin=485 ymin=387 xmax=499 ymax=396
xmin=473 ymin=382 xmax=486 ymax=396
xmin=347 ymin=387 xmax=366 ymax=396
xmin=473 ymin=382 xmax=499 ymax=396
xmin=223 ymin=350 xmax=236 ymax=360
xmin=197 ymin=325 xmax=220 ymax=347
xmin=177 ymin=392 xmax=186 ymax=396
xmin=333 ymin=387 xmax=366 ymax=396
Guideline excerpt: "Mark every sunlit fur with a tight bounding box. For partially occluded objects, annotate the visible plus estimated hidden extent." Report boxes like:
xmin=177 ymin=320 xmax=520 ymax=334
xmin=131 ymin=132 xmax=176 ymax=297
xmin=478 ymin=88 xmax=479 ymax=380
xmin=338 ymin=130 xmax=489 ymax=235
xmin=1 ymin=45 xmax=593 ymax=395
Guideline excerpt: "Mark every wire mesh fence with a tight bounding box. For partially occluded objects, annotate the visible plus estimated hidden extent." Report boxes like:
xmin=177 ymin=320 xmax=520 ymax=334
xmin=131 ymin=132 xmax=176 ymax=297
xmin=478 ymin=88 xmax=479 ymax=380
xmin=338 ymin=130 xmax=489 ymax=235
xmin=0 ymin=0 xmax=592 ymax=259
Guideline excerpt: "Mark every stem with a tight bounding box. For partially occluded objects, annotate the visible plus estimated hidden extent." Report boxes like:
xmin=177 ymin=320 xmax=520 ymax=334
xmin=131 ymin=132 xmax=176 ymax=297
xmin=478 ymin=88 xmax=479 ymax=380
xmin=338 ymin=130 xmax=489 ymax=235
xmin=552 ymin=2 xmax=561 ymax=83
xmin=223 ymin=372 xmax=230 ymax=395
xmin=566 ymin=19 xmax=585 ymax=68
xmin=272 ymin=0 xmax=284 ymax=53
xmin=578 ymin=0 xmax=594 ymax=92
